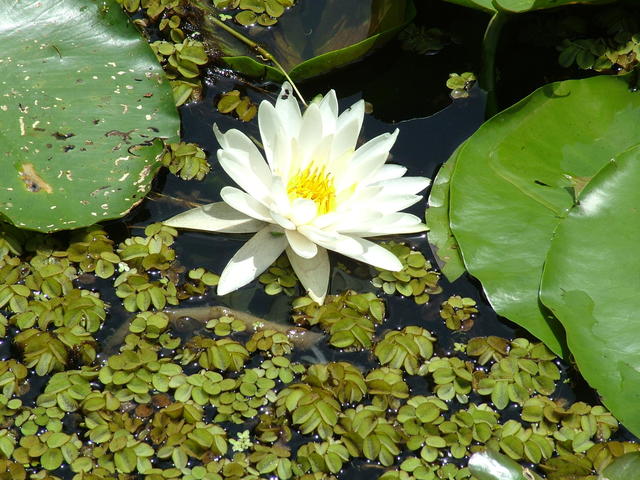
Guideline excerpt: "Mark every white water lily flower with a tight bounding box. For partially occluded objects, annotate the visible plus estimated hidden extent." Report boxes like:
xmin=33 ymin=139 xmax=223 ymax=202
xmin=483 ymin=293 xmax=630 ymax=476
xmin=164 ymin=83 xmax=430 ymax=304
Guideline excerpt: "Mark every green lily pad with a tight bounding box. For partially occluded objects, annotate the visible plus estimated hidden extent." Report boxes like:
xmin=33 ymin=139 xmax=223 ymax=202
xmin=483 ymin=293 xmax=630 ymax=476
xmin=212 ymin=0 xmax=415 ymax=82
xmin=426 ymin=145 xmax=465 ymax=282
xmin=443 ymin=0 xmax=610 ymax=14
xmin=468 ymin=450 xmax=543 ymax=480
xmin=601 ymin=452 xmax=640 ymax=480
xmin=0 ymin=0 xmax=180 ymax=232
xmin=539 ymin=146 xmax=640 ymax=437
xmin=448 ymin=75 xmax=640 ymax=357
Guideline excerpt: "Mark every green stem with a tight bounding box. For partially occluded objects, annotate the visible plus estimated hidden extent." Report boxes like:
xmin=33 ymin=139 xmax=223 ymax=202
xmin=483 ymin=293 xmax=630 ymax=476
xmin=480 ymin=11 xmax=508 ymax=118
xmin=209 ymin=16 xmax=308 ymax=107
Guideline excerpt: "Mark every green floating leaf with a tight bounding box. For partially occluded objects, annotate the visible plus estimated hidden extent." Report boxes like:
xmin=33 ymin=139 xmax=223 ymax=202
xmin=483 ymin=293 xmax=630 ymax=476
xmin=539 ymin=146 xmax=640 ymax=437
xmin=426 ymin=145 xmax=466 ymax=282
xmin=468 ymin=449 xmax=543 ymax=480
xmin=443 ymin=0 xmax=608 ymax=14
xmin=0 ymin=0 xmax=180 ymax=232
xmin=601 ymin=452 xmax=640 ymax=480
xmin=449 ymin=75 xmax=640 ymax=357
xmin=217 ymin=0 xmax=415 ymax=82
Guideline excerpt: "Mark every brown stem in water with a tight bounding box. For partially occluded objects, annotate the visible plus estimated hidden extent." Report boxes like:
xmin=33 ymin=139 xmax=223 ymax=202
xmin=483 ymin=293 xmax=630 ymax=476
xmin=148 ymin=192 xmax=204 ymax=209
xmin=165 ymin=305 xmax=324 ymax=350
xmin=103 ymin=304 xmax=324 ymax=354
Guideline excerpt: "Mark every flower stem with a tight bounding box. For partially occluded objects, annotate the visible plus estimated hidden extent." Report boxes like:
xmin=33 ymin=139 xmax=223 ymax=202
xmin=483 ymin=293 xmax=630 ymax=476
xmin=208 ymin=16 xmax=308 ymax=107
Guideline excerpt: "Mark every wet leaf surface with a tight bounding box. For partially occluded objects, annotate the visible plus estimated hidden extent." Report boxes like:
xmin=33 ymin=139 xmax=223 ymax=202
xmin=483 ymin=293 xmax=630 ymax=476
xmin=448 ymin=75 xmax=640 ymax=357
xmin=540 ymin=145 xmax=640 ymax=437
xmin=427 ymin=146 xmax=466 ymax=282
xmin=0 ymin=0 xmax=179 ymax=232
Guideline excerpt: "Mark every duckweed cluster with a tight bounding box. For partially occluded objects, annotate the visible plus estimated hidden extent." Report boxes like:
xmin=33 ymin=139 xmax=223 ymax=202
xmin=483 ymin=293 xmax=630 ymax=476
xmin=258 ymin=255 xmax=299 ymax=296
xmin=118 ymin=0 xmax=209 ymax=106
xmin=217 ymin=91 xmax=258 ymax=123
xmin=292 ymin=291 xmax=385 ymax=350
xmin=0 ymin=216 xmax=633 ymax=480
xmin=558 ymin=32 xmax=640 ymax=73
xmin=440 ymin=296 xmax=477 ymax=331
xmin=213 ymin=0 xmax=296 ymax=27
xmin=372 ymin=242 xmax=442 ymax=305
xmin=162 ymin=143 xmax=211 ymax=181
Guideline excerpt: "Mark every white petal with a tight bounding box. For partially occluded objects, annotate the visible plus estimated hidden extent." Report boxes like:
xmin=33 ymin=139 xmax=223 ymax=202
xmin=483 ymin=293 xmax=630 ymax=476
xmin=303 ymin=226 xmax=401 ymax=270
xmin=285 ymin=229 xmax=318 ymax=259
xmin=334 ymin=185 xmax=383 ymax=212
xmin=310 ymin=132 xmax=334 ymax=172
xmin=373 ymin=176 xmax=431 ymax=195
xmin=337 ymin=213 xmax=427 ymax=237
xmin=340 ymin=237 xmax=403 ymax=271
xmin=287 ymin=246 xmax=329 ymax=304
xmin=258 ymin=100 xmax=284 ymax=170
xmin=290 ymin=198 xmax=318 ymax=225
xmin=217 ymin=226 xmax=287 ymax=296
xmin=350 ymin=223 xmax=426 ymax=237
xmin=362 ymin=164 xmax=407 ymax=185
xmin=275 ymin=82 xmax=301 ymax=135
xmin=272 ymin=120 xmax=293 ymax=177
xmin=218 ymin=150 xmax=272 ymax=205
xmin=336 ymin=99 xmax=364 ymax=145
xmin=213 ymin=124 xmax=267 ymax=174
xmin=362 ymin=193 xmax=424 ymax=213
xmin=317 ymin=89 xmax=338 ymax=135
xmin=163 ymin=202 xmax=265 ymax=233
xmin=298 ymin=226 xmax=365 ymax=256
xmin=298 ymin=103 xmax=324 ymax=166
xmin=309 ymin=211 xmax=343 ymax=229
xmin=221 ymin=186 xmax=273 ymax=222
xmin=269 ymin=176 xmax=291 ymax=215
xmin=337 ymin=129 xmax=399 ymax=190
xmin=329 ymin=100 xmax=364 ymax=171
xmin=329 ymin=126 xmax=358 ymax=173
xmin=270 ymin=211 xmax=296 ymax=230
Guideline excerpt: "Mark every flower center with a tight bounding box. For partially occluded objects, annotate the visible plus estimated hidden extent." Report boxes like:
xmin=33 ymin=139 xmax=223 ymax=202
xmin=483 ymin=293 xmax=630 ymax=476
xmin=287 ymin=163 xmax=336 ymax=215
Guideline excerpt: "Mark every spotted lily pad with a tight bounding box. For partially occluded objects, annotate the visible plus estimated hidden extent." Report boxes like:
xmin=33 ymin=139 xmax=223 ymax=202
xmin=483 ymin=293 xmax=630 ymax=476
xmin=0 ymin=0 xmax=180 ymax=232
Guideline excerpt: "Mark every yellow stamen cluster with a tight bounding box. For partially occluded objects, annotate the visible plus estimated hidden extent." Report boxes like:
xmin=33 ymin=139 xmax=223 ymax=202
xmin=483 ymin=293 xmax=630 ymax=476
xmin=287 ymin=163 xmax=336 ymax=215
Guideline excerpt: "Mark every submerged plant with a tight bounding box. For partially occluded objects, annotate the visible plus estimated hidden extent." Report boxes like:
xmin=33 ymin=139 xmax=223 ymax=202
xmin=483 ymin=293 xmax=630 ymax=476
xmin=164 ymin=82 xmax=430 ymax=303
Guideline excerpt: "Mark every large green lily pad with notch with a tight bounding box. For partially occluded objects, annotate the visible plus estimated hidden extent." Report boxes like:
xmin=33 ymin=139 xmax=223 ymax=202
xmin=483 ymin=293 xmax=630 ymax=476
xmin=539 ymin=146 xmax=640 ymax=437
xmin=0 ymin=0 xmax=180 ymax=232
xmin=448 ymin=75 xmax=640 ymax=357
xmin=443 ymin=0 xmax=610 ymax=14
